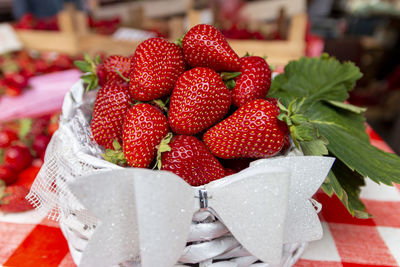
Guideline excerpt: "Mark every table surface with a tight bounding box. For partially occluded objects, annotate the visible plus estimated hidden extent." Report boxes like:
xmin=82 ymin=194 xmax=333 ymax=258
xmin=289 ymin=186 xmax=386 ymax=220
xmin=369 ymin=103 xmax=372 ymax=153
xmin=0 ymin=126 xmax=399 ymax=267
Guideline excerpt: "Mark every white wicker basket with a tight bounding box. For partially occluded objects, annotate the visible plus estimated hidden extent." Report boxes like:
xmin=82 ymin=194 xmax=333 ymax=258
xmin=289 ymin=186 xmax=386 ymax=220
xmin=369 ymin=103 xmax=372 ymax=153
xmin=28 ymin=81 xmax=318 ymax=267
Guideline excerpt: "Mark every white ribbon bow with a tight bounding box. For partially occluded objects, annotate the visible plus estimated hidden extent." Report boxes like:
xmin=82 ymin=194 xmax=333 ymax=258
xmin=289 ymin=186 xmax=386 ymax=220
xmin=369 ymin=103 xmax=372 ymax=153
xmin=68 ymin=156 xmax=334 ymax=267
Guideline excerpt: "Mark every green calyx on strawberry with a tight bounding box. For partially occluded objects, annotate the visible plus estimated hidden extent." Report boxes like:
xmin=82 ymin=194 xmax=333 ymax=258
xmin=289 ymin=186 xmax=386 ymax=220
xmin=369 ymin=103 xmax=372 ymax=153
xmin=277 ymin=98 xmax=328 ymax=153
xmin=75 ymin=54 xmax=131 ymax=91
xmin=154 ymin=132 xmax=173 ymax=170
xmin=74 ymin=53 xmax=102 ymax=91
xmin=102 ymin=140 xmax=127 ymax=166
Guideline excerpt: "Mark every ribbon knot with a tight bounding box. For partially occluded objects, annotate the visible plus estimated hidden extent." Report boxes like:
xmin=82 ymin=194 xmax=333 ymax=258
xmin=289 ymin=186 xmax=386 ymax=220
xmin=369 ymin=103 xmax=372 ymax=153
xmin=196 ymin=189 xmax=209 ymax=209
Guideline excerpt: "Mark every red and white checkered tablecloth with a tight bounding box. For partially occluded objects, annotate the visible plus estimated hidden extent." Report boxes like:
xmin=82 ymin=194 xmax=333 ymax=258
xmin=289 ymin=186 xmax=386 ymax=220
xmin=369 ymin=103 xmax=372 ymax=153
xmin=0 ymin=126 xmax=399 ymax=267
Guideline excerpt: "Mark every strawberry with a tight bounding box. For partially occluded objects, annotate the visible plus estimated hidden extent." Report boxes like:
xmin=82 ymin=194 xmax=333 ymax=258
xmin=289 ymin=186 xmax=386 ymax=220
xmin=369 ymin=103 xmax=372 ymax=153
xmin=0 ymin=129 xmax=18 ymax=148
xmin=33 ymin=58 xmax=49 ymax=73
xmin=231 ymin=56 xmax=271 ymax=107
xmin=182 ymin=24 xmax=240 ymax=72
xmin=169 ymin=67 xmax=231 ymax=135
xmin=4 ymin=145 xmax=32 ymax=172
xmin=90 ymin=81 xmax=131 ymax=149
xmin=129 ymin=38 xmax=185 ymax=101
xmin=4 ymin=72 xmax=28 ymax=89
xmin=161 ymin=135 xmax=225 ymax=186
xmin=4 ymin=85 xmax=22 ymax=97
xmin=74 ymin=54 xmax=130 ymax=91
xmin=122 ymin=104 xmax=169 ymax=168
xmin=203 ymin=99 xmax=287 ymax=159
xmin=32 ymin=134 xmax=50 ymax=156
xmin=224 ymin=168 xmax=237 ymax=176
xmin=220 ymin=158 xmax=253 ymax=173
xmin=0 ymin=184 xmax=32 ymax=213
xmin=16 ymin=165 xmax=41 ymax=189
xmin=0 ymin=165 xmax=18 ymax=185
xmin=101 ymin=55 xmax=131 ymax=83
xmin=47 ymin=114 xmax=59 ymax=137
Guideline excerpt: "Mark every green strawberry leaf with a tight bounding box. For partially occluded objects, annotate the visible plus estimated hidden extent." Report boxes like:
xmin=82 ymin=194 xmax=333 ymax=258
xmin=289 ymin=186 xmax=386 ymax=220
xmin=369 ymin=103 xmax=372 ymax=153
xmin=328 ymin=160 xmax=371 ymax=218
xmin=325 ymin=100 xmax=366 ymax=114
xmin=269 ymin=54 xmax=400 ymax=218
xmin=74 ymin=60 xmax=92 ymax=73
xmin=95 ymin=55 xmax=102 ymax=65
xmin=18 ymin=118 xmax=33 ymax=140
xmin=270 ymin=54 xmax=363 ymax=109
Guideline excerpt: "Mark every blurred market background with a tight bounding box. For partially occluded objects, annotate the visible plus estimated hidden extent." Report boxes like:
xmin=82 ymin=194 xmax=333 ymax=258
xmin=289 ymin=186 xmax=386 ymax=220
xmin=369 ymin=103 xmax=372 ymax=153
xmin=0 ymin=0 xmax=399 ymax=160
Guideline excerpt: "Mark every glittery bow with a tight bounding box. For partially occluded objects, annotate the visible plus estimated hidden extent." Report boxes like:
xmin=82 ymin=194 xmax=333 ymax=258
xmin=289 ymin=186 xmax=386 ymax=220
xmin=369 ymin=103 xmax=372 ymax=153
xmin=68 ymin=156 xmax=334 ymax=267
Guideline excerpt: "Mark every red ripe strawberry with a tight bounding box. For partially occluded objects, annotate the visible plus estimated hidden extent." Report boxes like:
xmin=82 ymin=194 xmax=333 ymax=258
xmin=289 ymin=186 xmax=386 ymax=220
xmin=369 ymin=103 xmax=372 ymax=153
xmin=182 ymin=24 xmax=240 ymax=72
xmin=5 ymin=85 xmax=22 ymax=97
xmin=4 ymin=72 xmax=28 ymax=89
xmin=90 ymin=82 xmax=131 ymax=149
xmin=123 ymin=104 xmax=169 ymax=168
xmin=34 ymin=58 xmax=49 ymax=73
xmin=169 ymin=67 xmax=231 ymax=135
xmin=47 ymin=113 xmax=59 ymax=137
xmin=0 ymin=165 xmax=18 ymax=185
xmin=0 ymin=185 xmax=32 ymax=213
xmin=224 ymin=168 xmax=237 ymax=176
xmin=4 ymin=145 xmax=32 ymax=172
xmin=129 ymin=38 xmax=185 ymax=101
xmin=101 ymin=55 xmax=131 ymax=83
xmin=203 ymin=99 xmax=287 ymax=159
xmin=32 ymin=134 xmax=51 ymax=156
xmin=231 ymin=56 xmax=272 ymax=107
xmin=0 ymin=129 xmax=18 ymax=148
xmin=16 ymin=165 xmax=41 ymax=189
xmin=161 ymin=135 xmax=225 ymax=186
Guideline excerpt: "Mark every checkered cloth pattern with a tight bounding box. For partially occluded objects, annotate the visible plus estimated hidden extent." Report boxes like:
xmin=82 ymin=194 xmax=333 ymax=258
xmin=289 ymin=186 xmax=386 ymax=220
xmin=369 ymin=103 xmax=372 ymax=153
xmin=0 ymin=126 xmax=399 ymax=267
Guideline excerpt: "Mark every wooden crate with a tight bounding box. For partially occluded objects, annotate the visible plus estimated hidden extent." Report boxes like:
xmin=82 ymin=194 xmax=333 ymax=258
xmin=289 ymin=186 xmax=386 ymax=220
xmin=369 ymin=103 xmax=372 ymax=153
xmin=14 ymin=2 xmax=184 ymax=56
xmin=187 ymin=0 xmax=308 ymax=66
xmin=14 ymin=0 xmax=307 ymax=66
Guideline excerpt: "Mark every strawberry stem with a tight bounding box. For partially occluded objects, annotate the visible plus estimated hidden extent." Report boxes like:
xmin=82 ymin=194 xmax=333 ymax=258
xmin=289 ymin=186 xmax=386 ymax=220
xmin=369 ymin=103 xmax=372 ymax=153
xmin=220 ymin=72 xmax=241 ymax=81
xmin=151 ymin=99 xmax=169 ymax=113
xmin=174 ymin=34 xmax=185 ymax=47
xmin=154 ymin=132 xmax=173 ymax=170
xmin=115 ymin=69 xmax=130 ymax=83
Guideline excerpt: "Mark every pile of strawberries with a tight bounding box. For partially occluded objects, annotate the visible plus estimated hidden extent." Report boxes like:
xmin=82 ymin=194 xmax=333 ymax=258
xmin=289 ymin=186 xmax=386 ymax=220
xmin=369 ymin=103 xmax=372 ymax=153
xmin=77 ymin=24 xmax=289 ymax=186
xmin=14 ymin=13 xmax=121 ymax=35
xmin=0 ymin=114 xmax=59 ymax=213
xmin=0 ymin=50 xmax=76 ymax=97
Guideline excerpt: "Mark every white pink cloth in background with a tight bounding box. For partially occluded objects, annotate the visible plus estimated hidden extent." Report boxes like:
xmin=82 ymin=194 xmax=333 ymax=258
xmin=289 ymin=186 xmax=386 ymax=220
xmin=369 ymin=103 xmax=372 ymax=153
xmin=0 ymin=69 xmax=81 ymax=122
